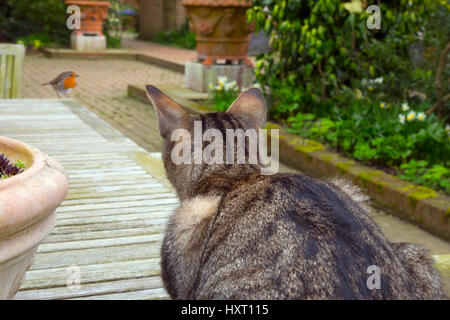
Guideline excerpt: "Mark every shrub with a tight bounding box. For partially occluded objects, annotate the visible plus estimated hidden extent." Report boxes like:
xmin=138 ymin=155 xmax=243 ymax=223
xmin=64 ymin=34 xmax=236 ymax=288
xmin=153 ymin=21 xmax=197 ymax=50
xmin=0 ymin=0 xmax=70 ymax=45
xmin=104 ymin=0 xmax=124 ymax=48
xmin=248 ymin=0 xmax=449 ymax=193
xmin=248 ymin=0 xmax=449 ymax=118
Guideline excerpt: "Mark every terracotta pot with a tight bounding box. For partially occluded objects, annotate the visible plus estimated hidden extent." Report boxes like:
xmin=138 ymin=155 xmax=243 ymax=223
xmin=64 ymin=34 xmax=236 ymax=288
xmin=65 ymin=0 xmax=110 ymax=36
xmin=182 ymin=0 xmax=254 ymax=66
xmin=0 ymin=137 xmax=69 ymax=299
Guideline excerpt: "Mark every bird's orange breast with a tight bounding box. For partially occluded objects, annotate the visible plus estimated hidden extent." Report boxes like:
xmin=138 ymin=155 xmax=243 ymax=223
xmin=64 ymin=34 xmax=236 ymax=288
xmin=63 ymin=76 xmax=77 ymax=89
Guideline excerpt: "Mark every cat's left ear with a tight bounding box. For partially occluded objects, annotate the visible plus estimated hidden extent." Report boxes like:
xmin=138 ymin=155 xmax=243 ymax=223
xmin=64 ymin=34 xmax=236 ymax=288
xmin=226 ymin=87 xmax=267 ymax=128
xmin=146 ymin=85 xmax=188 ymax=139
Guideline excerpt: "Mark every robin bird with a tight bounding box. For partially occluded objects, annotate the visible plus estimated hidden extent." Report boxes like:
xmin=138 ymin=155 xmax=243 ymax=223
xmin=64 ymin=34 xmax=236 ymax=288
xmin=42 ymin=71 xmax=79 ymax=98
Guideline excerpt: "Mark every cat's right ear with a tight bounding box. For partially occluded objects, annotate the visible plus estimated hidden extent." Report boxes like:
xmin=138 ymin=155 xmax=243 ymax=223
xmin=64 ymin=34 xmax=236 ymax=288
xmin=146 ymin=85 xmax=188 ymax=139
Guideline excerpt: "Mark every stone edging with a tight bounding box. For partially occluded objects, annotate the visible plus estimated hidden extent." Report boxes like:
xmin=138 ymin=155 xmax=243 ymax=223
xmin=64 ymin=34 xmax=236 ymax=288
xmin=40 ymin=48 xmax=185 ymax=73
xmin=128 ymin=84 xmax=450 ymax=240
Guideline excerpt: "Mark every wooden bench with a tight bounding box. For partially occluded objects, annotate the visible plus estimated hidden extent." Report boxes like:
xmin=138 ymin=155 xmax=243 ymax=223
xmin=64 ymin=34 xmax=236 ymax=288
xmin=0 ymin=44 xmax=25 ymax=98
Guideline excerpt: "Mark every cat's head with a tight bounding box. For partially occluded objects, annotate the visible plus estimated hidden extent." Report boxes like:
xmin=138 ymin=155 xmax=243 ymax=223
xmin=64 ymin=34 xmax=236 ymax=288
xmin=145 ymin=85 xmax=267 ymax=199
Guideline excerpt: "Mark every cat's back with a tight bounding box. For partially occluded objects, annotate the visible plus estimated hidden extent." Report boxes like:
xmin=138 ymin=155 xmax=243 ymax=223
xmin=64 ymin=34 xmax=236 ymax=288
xmin=195 ymin=173 xmax=419 ymax=299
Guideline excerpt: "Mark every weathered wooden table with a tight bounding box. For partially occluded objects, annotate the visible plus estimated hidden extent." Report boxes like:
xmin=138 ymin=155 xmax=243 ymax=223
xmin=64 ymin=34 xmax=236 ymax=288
xmin=0 ymin=99 xmax=177 ymax=299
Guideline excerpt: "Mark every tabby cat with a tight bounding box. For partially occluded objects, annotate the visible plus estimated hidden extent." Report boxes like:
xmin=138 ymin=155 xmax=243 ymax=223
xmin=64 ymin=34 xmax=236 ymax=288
xmin=145 ymin=85 xmax=443 ymax=299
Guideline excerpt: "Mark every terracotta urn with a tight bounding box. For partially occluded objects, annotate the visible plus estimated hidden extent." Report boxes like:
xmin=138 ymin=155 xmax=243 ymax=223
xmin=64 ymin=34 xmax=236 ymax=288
xmin=0 ymin=137 xmax=69 ymax=299
xmin=65 ymin=0 xmax=110 ymax=36
xmin=182 ymin=0 xmax=254 ymax=66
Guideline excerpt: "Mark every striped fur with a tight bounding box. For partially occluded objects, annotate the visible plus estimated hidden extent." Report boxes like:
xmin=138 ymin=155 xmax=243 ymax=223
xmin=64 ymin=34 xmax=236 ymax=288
xmin=146 ymin=86 xmax=444 ymax=300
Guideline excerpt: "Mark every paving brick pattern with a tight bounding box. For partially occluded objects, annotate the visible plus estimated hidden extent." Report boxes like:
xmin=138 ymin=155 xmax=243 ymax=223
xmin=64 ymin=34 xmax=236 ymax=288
xmin=22 ymin=54 xmax=184 ymax=152
xmin=122 ymin=36 xmax=196 ymax=65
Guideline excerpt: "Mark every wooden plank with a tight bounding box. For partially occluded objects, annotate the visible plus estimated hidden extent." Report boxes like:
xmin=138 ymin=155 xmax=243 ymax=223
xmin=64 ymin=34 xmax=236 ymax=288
xmin=0 ymin=54 xmax=6 ymax=98
xmin=61 ymin=193 xmax=176 ymax=206
xmin=55 ymin=213 xmax=171 ymax=228
xmin=31 ymin=243 xmax=162 ymax=270
xmin=15 ymin=276 xmax=164 ymax=300
xmin=37 ymin=234 xmax=163 ymax=253
xmin=52 ymin=219 xmax=169 ymax=234
xmin=42 ymin=225 xmax=166 ymax=244
xmin=19 ymin=258 xmax=162 ymax=290
xmin=56 ymin=198 xmax=178 ymax=213
xmin=71 ymin=288 xmax=169 ymax=300
xmin=55 ymin=205 xmax=174 ymax=219
xmin=4 ymin=55 xmax=13 ymax=98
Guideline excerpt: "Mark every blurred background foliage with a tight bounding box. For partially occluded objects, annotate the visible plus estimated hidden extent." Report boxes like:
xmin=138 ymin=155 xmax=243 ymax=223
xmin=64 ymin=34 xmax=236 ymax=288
xmin=0 ymin=0 xmax=70 ymax=47
xmin=0 ymin=0 xmax=138 ymax=49
xmin=248 ymin=0 xmax=449 ymax=193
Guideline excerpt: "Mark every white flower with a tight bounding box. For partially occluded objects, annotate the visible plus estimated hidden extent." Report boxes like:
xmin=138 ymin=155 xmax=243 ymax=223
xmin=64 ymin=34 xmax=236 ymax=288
xmin=253 ymin=82 xmax=262 ymax=90
xmin=217 ymin=76 xmax=228 ymax=86
xmin=406 ymin=111 xmax=416 ymax=122
xmin=446 ymin=124 xmax=450 ymax=132
xmin=401 ymin=102 xmax=410 ymax=111
xmin=398 ymin=114 xmax=405 ymax=124
xmin=417 ymin=112 xmax=426 ymax=121
xmin=224 ymin=82 xmax=234 ymax=91
xmin=373 ymin=77 xmax=383 ymax=84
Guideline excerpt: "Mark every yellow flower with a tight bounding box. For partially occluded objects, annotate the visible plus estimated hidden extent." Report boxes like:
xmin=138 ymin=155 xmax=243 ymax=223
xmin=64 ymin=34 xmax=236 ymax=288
xmin=417 ymin=112 xmax=426 ymax=121
xmin=368 ymin=87 xmax=373 ymax=92
xmin=406 ymin=111 xmax=416 ymax=122
xmin=379 ymin=102 xmax=386 ymax=109
xmin=386 ymin=104 xmax=391 ymax=109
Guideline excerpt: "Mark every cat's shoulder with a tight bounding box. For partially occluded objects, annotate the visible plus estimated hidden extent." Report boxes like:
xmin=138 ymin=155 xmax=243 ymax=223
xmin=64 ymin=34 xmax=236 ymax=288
xmin=175 ymin=195 xmax=221 ymax=228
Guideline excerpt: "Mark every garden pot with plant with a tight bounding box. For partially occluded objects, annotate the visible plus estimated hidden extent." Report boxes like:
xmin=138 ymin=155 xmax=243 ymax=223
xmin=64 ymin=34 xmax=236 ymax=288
xmin=182 ymin=0 xmax=255 ymax=66
xmin=0 ymin=136 xmax=68 ymax=299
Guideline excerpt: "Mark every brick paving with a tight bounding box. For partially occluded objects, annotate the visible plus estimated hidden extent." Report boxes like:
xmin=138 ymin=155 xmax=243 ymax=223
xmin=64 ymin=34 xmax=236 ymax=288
xmin=22 ymin=54 xmax=184 ymax=152
xmin=122 ymin=35 xmax=196 ymax=66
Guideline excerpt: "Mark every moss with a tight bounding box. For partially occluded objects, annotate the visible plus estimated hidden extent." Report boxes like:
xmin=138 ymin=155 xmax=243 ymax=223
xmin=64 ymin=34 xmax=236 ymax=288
xmin=320 ymin=154 xmax=334 ymax=163
xmin=356 ymin=170 xmax=387 ymax=194
xmin=433 ymin=254 xmax=450 ymax=277
xmin=293 ymin=139 xmax=325 ymax=153
xmin=375 ymin=183 xmax=385 ymax=195
xmin=399 ymin=185 xmax=438 ymax=208
xmin=264 ymin=122 xmax=281 ymax=130
xmin=357 ymin=170 xmax=383 ymax=182
xmin=336 ymin=161 xmax=355 ymax=173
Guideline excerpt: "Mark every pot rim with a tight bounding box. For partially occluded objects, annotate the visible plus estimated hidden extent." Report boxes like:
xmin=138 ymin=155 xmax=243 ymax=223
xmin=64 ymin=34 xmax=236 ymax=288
xmin=181 ymin=0 xmax=252 ymax=7
xmin=0 ymin=136 xmax=68 ymax=240
xmin=64 ymin=0 xmax=111 ymax=7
